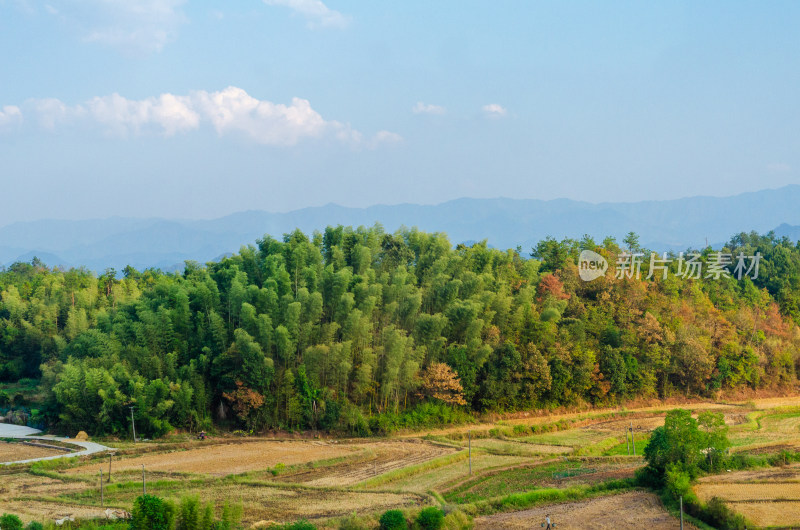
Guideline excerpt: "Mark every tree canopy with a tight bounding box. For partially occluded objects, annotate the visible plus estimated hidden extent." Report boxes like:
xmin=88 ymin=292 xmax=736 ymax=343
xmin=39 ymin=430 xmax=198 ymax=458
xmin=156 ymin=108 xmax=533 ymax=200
xmin=1 ymin=226 xmax=799 ymax=436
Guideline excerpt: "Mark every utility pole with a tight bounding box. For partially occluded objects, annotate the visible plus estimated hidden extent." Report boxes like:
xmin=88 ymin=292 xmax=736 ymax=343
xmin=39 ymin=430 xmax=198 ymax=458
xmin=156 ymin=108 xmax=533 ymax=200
xmin=630 ymin=422 xmax=636 ymax=456
xmin=108 ymin=452 xmax=113 ymax=482
xmin=468 ymin=431 xmax=472 ymax=476
xmin=626 ymin=428 xmax=630 ymax=455
xmin=142 ymin=464 xmax=146 ymax=496
xmin=100 ymin=469 xmax=104 ymax=507
xmin=680 ymin=495 xmax=684 ymax=530
xmin=129 ymin=406 xmax=137 ymax=443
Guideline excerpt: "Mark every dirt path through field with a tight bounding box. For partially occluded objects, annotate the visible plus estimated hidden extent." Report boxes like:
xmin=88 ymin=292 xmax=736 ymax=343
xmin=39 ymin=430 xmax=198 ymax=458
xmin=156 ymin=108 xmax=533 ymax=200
xmin=475 ymin=491 xmax=697 ymax=529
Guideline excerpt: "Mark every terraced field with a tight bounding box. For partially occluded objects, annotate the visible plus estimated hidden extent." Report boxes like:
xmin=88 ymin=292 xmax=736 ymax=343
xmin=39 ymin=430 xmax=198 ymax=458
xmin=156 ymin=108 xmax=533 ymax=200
xmin=4 ymin=395 xmax=800 ymax=528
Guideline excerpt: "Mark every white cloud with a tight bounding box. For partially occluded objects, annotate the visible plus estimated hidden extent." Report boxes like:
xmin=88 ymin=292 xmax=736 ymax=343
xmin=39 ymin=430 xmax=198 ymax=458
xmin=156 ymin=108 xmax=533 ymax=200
xmin=28 ymin=98 xmax=80 ymax=130
xmin=372 ymin=130 xmax=403 ymax=144
xmin=412 ymin=102 xmax=446 ymax=115
xmin=767 ymin=162 xmax=791 ymax=172
xmin=0 ymin=105 xmax=23 ymax=128
xmin=263 ymin=0 xmax=350 ymax=29
xmin=482 ymin=103 xmax=507 ymax=118
xmin=192 ymin=87 xmax=327 ymax=146
xmin=46 ymin=0 xmax=187 ymax=54
xmin=85 ymin=92 xmax=199 ymax=136
xmin=22 ymin=87 xmax=399 ymax=148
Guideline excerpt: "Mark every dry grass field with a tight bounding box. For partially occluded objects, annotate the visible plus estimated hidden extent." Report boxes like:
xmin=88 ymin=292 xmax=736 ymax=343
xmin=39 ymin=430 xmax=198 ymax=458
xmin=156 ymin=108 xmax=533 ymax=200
xmin=68 ymin=440 xmax=358 ymax=476
xmin=3 ymin=395 xmax=800 ymax=527
xmin=474 ymin=491 xmax=699 ymax=529
xmin=695 ymin=463 xmax=800 ymax=527
xmin=0 ymin=441 xmax=66 ymax=462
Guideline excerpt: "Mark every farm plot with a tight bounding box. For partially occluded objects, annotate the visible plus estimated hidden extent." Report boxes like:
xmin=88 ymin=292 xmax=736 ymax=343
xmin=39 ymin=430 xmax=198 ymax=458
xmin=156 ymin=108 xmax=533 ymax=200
xmin=0 ymin=441 xmax=66 ymax=462
xmin=444 ymin=458 xmax=641 ymax=503
xmin=467 ymin=438 xmax=571 ymax=456
xmin=59 ymin=477 xmax=425 ymax=525
xmin=518 ymin=429 xmax=611 ymax=449
xmin=67 ymin=440 xmax=357 ymax=477
xmin=383 ymin=453 xmax=530 ymax=493
xmin=264 ymin=440 xmax=455 ymax=486
xmin=474 ymin=490 xmax=696 ymax=529
xmin=695 ymin=464 xmax=800 ymax=527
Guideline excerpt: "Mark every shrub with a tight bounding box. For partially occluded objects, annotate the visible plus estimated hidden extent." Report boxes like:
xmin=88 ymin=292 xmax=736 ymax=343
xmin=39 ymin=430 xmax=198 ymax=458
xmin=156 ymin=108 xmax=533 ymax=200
xmin=24 ymin=523 xmax=44 ymax=530
xmin=379 ymin=509 xmax=407 ymax=530
xmin=703 ymin=497 xmax=747 ymax=530
xmin=415 ymin=507 xmax=444 ymax=530
xmin=512 ymin=425 xmax=528 ymax=436
xmin=129 ymin=494 xmax=175 ymax=530
xmin=0 ymin=514 xmax=23 ymax=530
xmin=441 ymin=510 xmax=473 ymax=530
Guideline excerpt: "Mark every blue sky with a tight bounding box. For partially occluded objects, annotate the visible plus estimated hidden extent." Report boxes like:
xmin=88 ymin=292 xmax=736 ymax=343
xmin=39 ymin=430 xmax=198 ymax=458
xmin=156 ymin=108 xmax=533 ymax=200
xmin=0 ymin=1 xmax=798 ymax=225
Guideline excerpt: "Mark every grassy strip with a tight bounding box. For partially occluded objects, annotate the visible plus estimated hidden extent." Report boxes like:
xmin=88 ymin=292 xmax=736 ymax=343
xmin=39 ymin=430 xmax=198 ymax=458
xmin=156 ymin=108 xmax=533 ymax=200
xmin=574 ymin=436 xmax=620 ymax=456
xmin=358 ymin=450 xmax=468 ymax=489
xmin=464 ymin=478 xmax=636 ymax=515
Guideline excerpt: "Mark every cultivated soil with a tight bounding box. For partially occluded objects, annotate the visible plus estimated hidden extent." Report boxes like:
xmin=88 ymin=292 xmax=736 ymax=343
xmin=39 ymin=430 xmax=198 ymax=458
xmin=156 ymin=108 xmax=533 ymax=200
xmin=69 ymin=439 xmax=357 ymax=476
xmin=474 ymin=491 xmax=698 ymax=529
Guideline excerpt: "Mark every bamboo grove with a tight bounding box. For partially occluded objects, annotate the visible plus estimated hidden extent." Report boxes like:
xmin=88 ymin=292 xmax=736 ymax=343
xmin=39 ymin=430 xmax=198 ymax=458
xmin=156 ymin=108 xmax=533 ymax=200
xmin=1 ymin=226 xmax=799 ymax=437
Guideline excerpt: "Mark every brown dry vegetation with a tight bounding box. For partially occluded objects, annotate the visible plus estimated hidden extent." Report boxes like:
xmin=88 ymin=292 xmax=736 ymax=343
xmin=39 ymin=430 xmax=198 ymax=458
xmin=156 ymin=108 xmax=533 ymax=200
xmin=695 ymin=463 xmax=800 ymax=527
xmin=68 ymin=440 xmax=357 ymax=476
xmin=6 ymin=395 xmax=800 ymax=526
xmin=268 ymin=440 xmax=454 ymax=486
xmin=474 ymin=491 xmax=697 ymax=529
xmin=0 ymin=441 xmax=65 ymax=462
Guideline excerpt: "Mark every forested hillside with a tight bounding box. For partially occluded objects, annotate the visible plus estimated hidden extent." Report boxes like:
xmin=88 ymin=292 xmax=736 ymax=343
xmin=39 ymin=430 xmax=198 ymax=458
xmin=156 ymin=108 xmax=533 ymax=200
xmin=1 ymin=226 xmax=799 ymax=437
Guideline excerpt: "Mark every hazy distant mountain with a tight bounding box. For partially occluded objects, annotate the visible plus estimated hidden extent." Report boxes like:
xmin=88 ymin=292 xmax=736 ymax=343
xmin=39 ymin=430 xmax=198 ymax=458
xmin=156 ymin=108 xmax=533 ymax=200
xmin=4 ymin=185 xmax=800 ymax=272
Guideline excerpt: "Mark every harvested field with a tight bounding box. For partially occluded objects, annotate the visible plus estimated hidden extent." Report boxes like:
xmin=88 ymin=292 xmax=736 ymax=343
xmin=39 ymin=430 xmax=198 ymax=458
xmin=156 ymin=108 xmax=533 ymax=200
xmin=469 ymin=439 xmax=571 ymax=455
xmin=0 ymin=472 xmax=88 ymax=498
xmin=696 ymin=463 xmax=800 ymax=484
xmin=0 ymin=499 xmax=108 ymax=524
xmin=586 ymin=416 xmax=665 ymax=432
xmin=445 ymin=459 xmax=640 ymax=503
xmin=385 ymin=453 xmax=530 ymax=493
xmin=65 ymin=477 xmax=425 ymax=525
xmin=0 ymin=441 xmax=65 ymax=463
xmin=264 ymin=440 xmax=454 ymax=486
xmin=475 ymin=491 xmax=696 ymax=529
xmin=519 ymin=429 xmax=610 ymax=448
xmin=68 ymin=440 xmax=356 ymax=476
xmin=695 ymin=464 xmax=800 ymax=526
xmin=725 ymin=501 xmax=800 ymax=527
xmin=696 ymin=482 xmax=800 ymax=502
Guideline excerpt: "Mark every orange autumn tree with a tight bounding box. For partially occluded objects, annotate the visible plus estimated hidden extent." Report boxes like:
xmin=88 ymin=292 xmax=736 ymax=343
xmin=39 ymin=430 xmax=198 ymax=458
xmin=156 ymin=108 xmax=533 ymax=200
xmin=223 ymin=381 xmax=265 ymax=424
xmin=419 ymin=362 xmax=467 ymax=406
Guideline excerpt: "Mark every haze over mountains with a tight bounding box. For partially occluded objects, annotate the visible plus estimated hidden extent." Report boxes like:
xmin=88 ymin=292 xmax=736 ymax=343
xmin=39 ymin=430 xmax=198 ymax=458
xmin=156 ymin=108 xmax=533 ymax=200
xmin=4 ymin=185 xmax=800 ymax=272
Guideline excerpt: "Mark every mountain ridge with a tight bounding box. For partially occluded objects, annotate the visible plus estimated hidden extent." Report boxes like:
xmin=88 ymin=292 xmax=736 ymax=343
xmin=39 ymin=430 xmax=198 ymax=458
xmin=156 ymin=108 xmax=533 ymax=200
xmin=4 ymin=185 xmax=800 ymax=272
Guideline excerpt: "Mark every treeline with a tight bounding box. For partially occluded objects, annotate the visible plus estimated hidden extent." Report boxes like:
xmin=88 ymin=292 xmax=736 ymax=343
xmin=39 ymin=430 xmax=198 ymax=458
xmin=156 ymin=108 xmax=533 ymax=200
xmin=0 ymin=226 xmax=799 ymax=436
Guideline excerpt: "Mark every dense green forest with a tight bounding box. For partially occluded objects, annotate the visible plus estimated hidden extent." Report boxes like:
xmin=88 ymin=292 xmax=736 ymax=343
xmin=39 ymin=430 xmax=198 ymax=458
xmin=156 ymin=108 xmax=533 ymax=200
xmin=1 ymin=226 xmax=799 ymax=437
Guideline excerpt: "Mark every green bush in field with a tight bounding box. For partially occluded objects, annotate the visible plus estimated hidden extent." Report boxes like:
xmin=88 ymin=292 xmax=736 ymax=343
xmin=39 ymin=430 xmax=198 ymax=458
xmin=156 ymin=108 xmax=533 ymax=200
xmin=24 ymin=523 xmax=44 ymax=530
xmin=176 ymin=496 xmax=200 ymax=530
xmin=379 ymin=510 xmax=408 ymax=530
xmin=0 ymin=513 xmax=23 ymax=530
xmin=415 ymin=507 xmax=444 ymax=530
xmin=129 ymin=494 xmax=175 ymax=530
